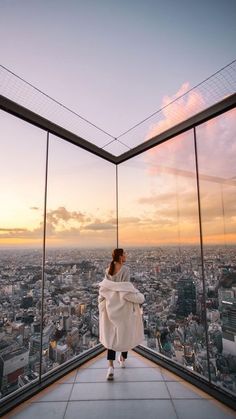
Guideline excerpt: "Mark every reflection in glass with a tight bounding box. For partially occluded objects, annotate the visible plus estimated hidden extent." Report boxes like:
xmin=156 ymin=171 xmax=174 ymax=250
xmin=42 ymin=134 xmax=116 ymax=374
xmin=118 ymin=130 xmax=212 ymax=380
xmin=196 ymin=108 xmax=236 ymax=395
xmin=0 ymin=111 xmax=46 ymax=398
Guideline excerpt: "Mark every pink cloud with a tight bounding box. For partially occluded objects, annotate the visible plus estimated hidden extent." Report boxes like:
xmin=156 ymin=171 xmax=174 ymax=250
xmin=143 ymin=83 xmax=236 ymax=186
xmin=147 ymin=82 xmax=205 ymax=141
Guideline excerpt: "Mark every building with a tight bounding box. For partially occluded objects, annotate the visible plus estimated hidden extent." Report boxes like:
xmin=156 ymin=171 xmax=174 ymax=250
xmin=0 ymin=347 xmax=29 ymax=394
xmin=222 ymin=301 xmax=236 ymax=355
xmin=176 ymin=278 xmax=197 ymax=318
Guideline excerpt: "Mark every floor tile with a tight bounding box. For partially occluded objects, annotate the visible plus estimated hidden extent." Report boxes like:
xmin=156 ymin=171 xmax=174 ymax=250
xmin=173 ymin=399 xmax=236 ymax=419
xmin=3 ymin=351 xmax=235 ymax=419
xmin=161 ymin=369 xmax=183 ymax=381
xmin=31 ymin=383 xmax=73 ymax=402
xmin=79 ymin=352 xmax=106 ymax=367
xmin=7 ymin=401 xmax=67 ymax=419
xmin=70 ymin=381 xmax=170 ymax=400
xmin=65 ymin=399 xmax=177 ymax=419
xmin=86 ymin=356 xmax=158 ymax=369
xmin=57 ymin=370 xmax=77 ymax=383
xmin=166 ymin=381 xmax=209 ymax=399
xmin=75 ymin=366 xmax=164 ymax=382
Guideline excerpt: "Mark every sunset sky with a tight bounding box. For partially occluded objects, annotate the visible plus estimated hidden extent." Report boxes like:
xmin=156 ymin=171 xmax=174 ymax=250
xmin=0 ymin=0 xmax=235 ymax=247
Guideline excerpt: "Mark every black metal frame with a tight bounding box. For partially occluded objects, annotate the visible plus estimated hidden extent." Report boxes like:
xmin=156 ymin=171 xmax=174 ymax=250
xmin=193 ymin=126 xmax=212 ymax=382
xmin=39 ymin=132 xmax=49 ymax=381
xmin=0 ymin=95 xmax=115 ymax=164
xmin=116 ymin=93 xmax=236 ymax=164
xmin=0 ymin=93 xmax=235 ymax=165
xmin=116 ymin=164 xmax=119 ymax=247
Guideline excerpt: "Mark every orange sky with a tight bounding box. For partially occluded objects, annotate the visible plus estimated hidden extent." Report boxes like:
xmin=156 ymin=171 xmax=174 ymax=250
xmin=0 ymin=86 xmax=235 ymax=248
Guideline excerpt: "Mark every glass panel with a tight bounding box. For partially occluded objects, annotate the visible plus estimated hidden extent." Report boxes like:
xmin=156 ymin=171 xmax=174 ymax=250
xmin=118 ymin=130 xmax=211 ymax=380
xmin=196 ymin=108 xmax=236 ymax=395
xmin=0 ymin=111 xmax=46 ymax=398
xmin=43 ymin=134 xmax=116 ymax=374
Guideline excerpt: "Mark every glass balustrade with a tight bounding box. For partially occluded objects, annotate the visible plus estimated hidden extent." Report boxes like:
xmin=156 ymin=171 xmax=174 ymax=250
xmin=0 ymin=101 xmax=235 ymax=409
xmin=0 ymin=110 xmax=46 ymax=398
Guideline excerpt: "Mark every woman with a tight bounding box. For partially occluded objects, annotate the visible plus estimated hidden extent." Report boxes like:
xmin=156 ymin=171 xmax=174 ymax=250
xmin=98 ymin=248 xmax=145 ymax=380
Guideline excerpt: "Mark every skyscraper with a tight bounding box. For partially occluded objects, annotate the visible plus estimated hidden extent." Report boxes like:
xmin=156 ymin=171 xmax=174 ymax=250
xmin=176 ymin=277 xmax=197 ymax=318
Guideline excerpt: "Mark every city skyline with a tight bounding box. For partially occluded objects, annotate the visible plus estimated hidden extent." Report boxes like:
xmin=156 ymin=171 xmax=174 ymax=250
xmin=0 ymin=245 xmax=236 ymax=399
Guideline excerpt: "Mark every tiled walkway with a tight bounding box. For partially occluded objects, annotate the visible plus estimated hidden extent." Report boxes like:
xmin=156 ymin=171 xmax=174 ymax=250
xmin=4 ymin=351 xmax=236 ymax=419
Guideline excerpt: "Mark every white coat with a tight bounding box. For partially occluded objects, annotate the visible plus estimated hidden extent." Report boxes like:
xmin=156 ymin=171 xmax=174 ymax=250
xmin=98 ymin=265 xmax=145 ymax=352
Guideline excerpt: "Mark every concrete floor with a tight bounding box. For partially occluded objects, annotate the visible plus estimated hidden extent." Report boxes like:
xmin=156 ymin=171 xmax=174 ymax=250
xmin=4 ymin=350 xmax=236 ymax=419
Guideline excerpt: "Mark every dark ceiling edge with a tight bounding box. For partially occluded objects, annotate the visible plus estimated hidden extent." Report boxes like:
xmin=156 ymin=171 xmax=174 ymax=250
xmin=0 ymin=93 xmax=235 ymax=166
xmin=0 ymin=95 xmax=116 ymax=164
xmin=116 ymin=93 xmax=236 ymax=164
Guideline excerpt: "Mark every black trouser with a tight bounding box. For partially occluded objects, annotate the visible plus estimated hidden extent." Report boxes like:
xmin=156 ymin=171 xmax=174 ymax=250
xmin=107 ymin=349 xmax=128 ymax=361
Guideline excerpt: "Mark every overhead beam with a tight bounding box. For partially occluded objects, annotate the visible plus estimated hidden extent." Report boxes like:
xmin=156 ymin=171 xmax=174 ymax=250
xmin=1 ymin=93 xmax=235 ymax=165
xmin=0 ymin=95 xmax=116 ymax=164
xmin=116 ymin=93 xmax=236 ymax=164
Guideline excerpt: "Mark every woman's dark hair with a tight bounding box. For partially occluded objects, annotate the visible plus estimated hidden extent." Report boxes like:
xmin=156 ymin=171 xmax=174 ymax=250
xmin=108 ymin=248 xmax=124 ymax=276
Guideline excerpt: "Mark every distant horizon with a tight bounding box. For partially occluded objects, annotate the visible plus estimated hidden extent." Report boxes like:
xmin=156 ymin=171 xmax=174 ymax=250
xmin=1 ymin=1 xmax=235 ymax=252
xmin=1 ymin=243 xmax=235 ymax=251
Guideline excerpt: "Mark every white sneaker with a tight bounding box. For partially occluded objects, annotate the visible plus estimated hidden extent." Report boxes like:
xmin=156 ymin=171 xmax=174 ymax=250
xmin=106 ymin=366 xmax=114 ymax=380
xmin=118 ymin=355 xmax=125 ymax=368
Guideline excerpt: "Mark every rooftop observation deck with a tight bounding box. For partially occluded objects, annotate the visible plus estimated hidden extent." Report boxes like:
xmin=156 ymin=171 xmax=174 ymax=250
xmin=5 ymin=350 xmax=235 ymax=419
xmin=0 ymin=64 xmax=236 ymax=417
